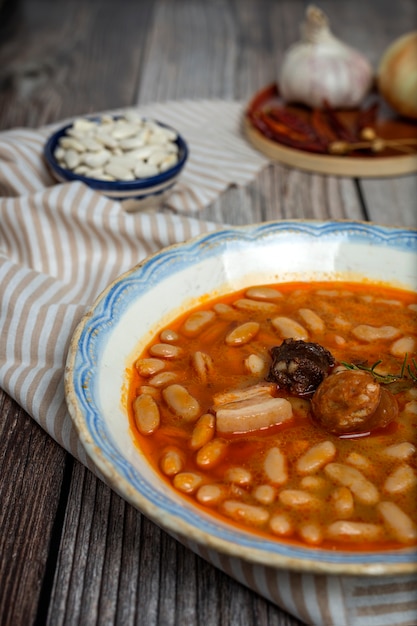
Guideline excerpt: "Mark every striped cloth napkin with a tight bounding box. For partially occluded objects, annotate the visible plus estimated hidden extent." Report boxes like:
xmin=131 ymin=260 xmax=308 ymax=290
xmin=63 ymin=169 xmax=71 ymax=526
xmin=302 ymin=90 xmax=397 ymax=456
xmin=0 ymin=99 xmax=268 ymax=467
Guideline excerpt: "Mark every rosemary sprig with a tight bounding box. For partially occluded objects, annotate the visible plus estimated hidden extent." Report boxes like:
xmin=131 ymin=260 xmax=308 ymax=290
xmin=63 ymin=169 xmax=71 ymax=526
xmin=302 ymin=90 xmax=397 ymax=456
xmin=341 ymin=354 xmax=417 ymax=390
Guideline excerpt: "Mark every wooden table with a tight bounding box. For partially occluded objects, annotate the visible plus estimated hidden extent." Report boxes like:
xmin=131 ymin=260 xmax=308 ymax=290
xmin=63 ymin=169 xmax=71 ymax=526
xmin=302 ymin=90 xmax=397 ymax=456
xmin=0 ymin=1 xmax=416 ymax=624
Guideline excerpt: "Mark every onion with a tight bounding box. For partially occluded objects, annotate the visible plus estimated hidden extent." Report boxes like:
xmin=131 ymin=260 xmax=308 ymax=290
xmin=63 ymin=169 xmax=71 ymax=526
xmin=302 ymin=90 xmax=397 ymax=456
xmin=377 ymin=31 xmax=417 ymax=120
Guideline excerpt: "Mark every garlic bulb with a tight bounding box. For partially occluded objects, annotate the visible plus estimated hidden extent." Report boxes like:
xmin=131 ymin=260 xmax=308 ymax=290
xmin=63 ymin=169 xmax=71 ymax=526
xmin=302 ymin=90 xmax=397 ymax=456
xmin=377 ymin=31 xmax=417 ymax=120
xmin=279 ymin=5 xmax=374 ymax=109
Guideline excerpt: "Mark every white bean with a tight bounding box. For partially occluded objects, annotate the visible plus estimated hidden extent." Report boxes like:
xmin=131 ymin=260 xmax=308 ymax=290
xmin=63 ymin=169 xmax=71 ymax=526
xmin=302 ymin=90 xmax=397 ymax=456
xmin=225 ymin=467 xmax=252 ymax=486
xmin=233 ymin=298 xmax=279 ymax=313
xmin=378 ymin=501 xmax=417 ymax=543
xmin=135 ymin=357 xmax=165 ymax=376
xmin=163 ymin=384 xmax=200 ymax=421
xmin=253 ymin=484 xmax=276 ymax=505
xmin=245 ymin=286 xmax=282 ymax=301
xmin=173 ymin=472 xmax=203 ymax=493
xmin=326 ymin=521 xmax=383 ymax=542
xmin=196 ymin=439 xmax=227 ymax=468
xmin=324 ymin=463 xmax=379 ymax=505
xmin=263 ymin=447 xmax=288 ymax=485
xmin=189 ymin=413 xmax=215 ymax=450
xmin=298 ymin=308 xmax=325 ymax=334
xmin=383 ymin=442 xmax=415 ymax=461
xmin=383 ymin=464 xmax=417 ymax=494
xmin=196 ymin=484 xmax=226 ymax=505
xmin=270 ymin=513 xmax=293 ymax=536
xmin=279 ymin=489 xmax=321 ymax=509
xmin=149 ymin=343 xmax=182 ymax=359
xmin=352 ymin=324 xmax=400 ymax=342
xmin=390 ymin=336 xmax=416 ymax=357
xmin=271 ymin=316 xmax=308 ymax=340
xmin=132 ymin=394 xmax=160 ymax=435
xmin=221 ymin=500 xmax=269 ymax=526
xmin=225 ymin=322 xmax=260 ymax=346
xmin=296 ymin=441 xmax=336 ymax=475
xmin=181 ymin=310 xmax=216 ymax=337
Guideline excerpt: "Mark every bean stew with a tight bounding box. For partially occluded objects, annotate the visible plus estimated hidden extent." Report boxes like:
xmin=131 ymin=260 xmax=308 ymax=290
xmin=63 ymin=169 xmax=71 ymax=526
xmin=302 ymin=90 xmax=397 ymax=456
xmin=128 ymin=281 xmax=417 ymax=551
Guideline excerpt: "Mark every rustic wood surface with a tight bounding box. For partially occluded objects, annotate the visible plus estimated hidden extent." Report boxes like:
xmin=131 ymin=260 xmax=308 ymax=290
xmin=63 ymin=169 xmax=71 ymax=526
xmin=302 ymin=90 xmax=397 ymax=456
xmin=0 ymin=1 xmax=416 ymax=625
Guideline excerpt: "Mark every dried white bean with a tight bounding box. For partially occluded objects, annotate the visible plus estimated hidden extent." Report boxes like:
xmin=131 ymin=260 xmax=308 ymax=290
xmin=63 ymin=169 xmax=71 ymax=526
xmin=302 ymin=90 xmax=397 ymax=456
xmin=192 ymin=351 xmax=213 ymax=382
xmin=181 ymin=310 xmax=216 ymax=337
xmin=390 ymin=336 xmax=416 ymax=357
xmin=378 ymin=501 xmax=417 ymax=543
xmin=326 ymin=521 xmax=383 ymax=542
xmin=279 ymin=489 xmax=321 ymax=509
xmin=189 ymin=413 xmax=215 ymax=450
xmin=233 ymin=298 xmax=279 ymax=313
xmin=324 ymin=463 xmax=379 ymax=505
xmin=244 ymin=353 xmax=267 ymax=376
xmin=135 ymin=357 xmax=165 ymax=376
xmin=196 ymin=438 xmax=227 ymax=468
xmin=352 ymin=324 xmax=400 ymax=342
xmin=263 ymin=447 xmax=288 ymax=485
xmin=173 ymin=472 xmax=203 ymax=493
xmin=162 ymin=384 xmax=200 ymax=421
xmin=54 ymin=114 xmax=180 ymax=182
xmin=149 ymin=343 xmax=182 ymax=358
xmin=160 ymin=447 xmax=185 ymax=476
xmin=299 ymin=523 xmax=323 ymax=545
xmin=245 ymin=286 xmax=283 ymax=301
xmin=196 ymin=484 xmax=226 ymax=505
xmin=296 ymin=441 xmax=336 ymax=475
xmin=225 ymin=467 xmax=252 ymax=486
xmin=133 ymin=394 xmax=160 ymax=435
xmin=383 ymin=464 xmax=417 ymax=494
xmin=298 ymin=308 xmax=325 ymax=334
xmin=331 ymin=487 xmax=354 ymax=519
xmin=270 ymin=513 xmax=293 ymax=536
xmin=159 ymin=328 xmax=179 ymax=342
xmin=271 ymin=316 xmax=308 ymax=340
xmin=221 ymin=500 xmax=269 ymax=525
xmin=225 ymin=322 xmax=260 ymax=346
xmin=383 ymin=442 xmax=415 ymax=461
xmin=253 ymin=484 xmax=276 ymax=505
xmin=148 ymin=371 xmax=178 ymax=387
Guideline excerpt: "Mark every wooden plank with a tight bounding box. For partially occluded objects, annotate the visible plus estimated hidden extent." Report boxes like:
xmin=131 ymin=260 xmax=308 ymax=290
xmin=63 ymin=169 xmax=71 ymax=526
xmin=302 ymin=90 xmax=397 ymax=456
xmin=0 ymin=0 xmax=415 ymax=625
xmin=0 ymin=393 xmax=67 ymax=626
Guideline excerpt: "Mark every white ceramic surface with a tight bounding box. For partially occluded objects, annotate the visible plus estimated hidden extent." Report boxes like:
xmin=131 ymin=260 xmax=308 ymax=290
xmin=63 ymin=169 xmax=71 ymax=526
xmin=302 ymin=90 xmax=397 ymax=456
xmin=65 ymin=220 xmax=417 ymax=624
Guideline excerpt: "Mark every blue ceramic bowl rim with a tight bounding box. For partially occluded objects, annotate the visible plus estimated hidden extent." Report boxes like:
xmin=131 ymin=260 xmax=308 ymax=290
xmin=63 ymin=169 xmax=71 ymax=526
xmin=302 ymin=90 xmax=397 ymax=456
xmin=44 ymin=116 xmax=189 ymax=191
xmin=65 ymin=219 xmax=417 ymax=575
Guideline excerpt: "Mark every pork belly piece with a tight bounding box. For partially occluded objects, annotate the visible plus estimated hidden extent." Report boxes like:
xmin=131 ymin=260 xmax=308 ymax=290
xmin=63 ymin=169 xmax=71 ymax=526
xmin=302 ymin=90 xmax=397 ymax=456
xmin=212 ymin=383 xmax=293 ymax=434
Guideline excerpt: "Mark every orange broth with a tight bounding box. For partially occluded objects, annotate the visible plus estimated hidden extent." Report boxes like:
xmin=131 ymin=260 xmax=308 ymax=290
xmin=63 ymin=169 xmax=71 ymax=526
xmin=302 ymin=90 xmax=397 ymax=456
xmin=127 ymin=281 xmax=417 ymax=551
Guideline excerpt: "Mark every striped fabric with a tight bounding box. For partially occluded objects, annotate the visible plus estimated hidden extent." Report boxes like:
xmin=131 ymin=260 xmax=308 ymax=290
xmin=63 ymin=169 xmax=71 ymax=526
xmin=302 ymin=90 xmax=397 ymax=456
xmin=0 ymin=100 xmax=267 ymax=468
xmin=1 ymin=101 xmax=415 ymax=626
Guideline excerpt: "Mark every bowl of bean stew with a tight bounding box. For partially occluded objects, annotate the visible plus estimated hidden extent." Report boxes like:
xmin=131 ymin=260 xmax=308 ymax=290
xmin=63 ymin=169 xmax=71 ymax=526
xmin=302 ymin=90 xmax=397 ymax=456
xmin=65 ymin=220 xmax=417 ymax=618
xmin=44 ymin=111 xmax=188 ymax=211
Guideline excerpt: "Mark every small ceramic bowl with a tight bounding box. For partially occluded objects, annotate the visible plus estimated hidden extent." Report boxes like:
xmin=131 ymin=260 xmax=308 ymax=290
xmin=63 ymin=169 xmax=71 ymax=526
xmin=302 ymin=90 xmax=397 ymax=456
xmin=65 ymin=220 xmax=417 ymax=626
xmin=44 ymin=115 xmax=188 ymax=211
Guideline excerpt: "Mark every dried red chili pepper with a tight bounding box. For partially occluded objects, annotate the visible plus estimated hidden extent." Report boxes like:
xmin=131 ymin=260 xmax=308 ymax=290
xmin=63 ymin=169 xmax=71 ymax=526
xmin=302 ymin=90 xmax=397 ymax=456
xmin=322 ymin=101 xmax=357 ymax=143
xmin=246 ymin=83 xmax=279 ymax=120
xmin=311 ymin=108 xmax=338 ymax=146
xmin=257 ymin=112 xmax=327 ymax=153
xmin=267 ymin=106 xmax=320 ymax=141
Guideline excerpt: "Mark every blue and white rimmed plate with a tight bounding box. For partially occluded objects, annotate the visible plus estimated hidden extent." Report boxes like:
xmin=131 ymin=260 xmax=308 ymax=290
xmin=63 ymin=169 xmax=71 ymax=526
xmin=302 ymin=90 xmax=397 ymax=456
xmin=64 ymin=220 xmax=417 ymax=580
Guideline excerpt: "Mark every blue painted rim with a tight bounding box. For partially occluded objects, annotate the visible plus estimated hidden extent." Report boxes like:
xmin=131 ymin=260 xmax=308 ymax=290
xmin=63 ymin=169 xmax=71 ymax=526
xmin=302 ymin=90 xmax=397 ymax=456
xmin=66 ymin=220 xmax=417 ymax=571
